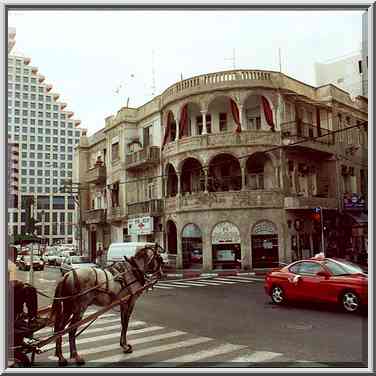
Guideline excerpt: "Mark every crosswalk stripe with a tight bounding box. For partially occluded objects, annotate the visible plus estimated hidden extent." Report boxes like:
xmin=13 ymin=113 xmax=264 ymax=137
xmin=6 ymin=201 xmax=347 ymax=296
xmin=94 ymin=337 xmax=213 ymax=363
xmin=157 ymin=283 xmax=190 ymax=288
xmin=210 ymin=279 xmax=237 ymax=284
xmin=38 ymin=317 xmax=125 ymax=335
xmin=213 ymin=277 xmax=253 ymax=283
xmin=171 ymin=281 xmax=210 ymax=287
xmin=48 ymin=330 xmax=187 ymax=361
xmin=154 ymin=343 xmax=247 ymax=364
xmin=226 ymin=351 xmax=283 ymax=363
xmin=154 ymin=285 xmax=174 ymax=289
xmin=227 ymin=276 xmax=264 ymax=282
xmin=43 ymin=325 xmax=164 ymax=352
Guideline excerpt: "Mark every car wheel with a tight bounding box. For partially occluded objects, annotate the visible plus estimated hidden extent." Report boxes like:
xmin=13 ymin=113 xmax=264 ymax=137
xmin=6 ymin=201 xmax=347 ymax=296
xmin=341 ymin=291 xmax=360 ymax=313
xmin=271 ymin=285 xmax=285 ymax=305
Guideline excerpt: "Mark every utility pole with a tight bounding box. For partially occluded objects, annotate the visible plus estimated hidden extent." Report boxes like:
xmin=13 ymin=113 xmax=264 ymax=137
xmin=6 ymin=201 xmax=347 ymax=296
xmin=62 ymin=179 xmax=84 ymax=256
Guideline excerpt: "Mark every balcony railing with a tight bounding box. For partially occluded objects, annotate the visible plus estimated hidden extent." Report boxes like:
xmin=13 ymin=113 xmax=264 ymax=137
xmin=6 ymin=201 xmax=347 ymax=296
xmin=284 ymin=196 xmax=338 ymax=210
xmin=83 ymin=209 xmax=106 ymax=224
xmin=128 ymin=199 xmax=164 ymax=216
xmin=126 ymin=146 xmax=160 ymax=170
xmin=165 ymin=190 xmax=284 ymax=212
xmin=163 ymin=130 xmax=280 ymax=156
xmin=281 ymin=121 xmax=335 ymax=145
xmin=86 ymin=165 xmax=106 ymax=184
xmin=107 ymin=206 xmax=126 ymax=222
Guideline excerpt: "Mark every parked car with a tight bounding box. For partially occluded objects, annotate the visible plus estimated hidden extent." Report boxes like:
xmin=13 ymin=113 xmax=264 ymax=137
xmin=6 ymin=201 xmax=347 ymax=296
xmin=190 ymin=249 xmax=203 ymax=263
xmin=264 ymin=254 xmax=368 ymax=313
xmin=18 ymin=255 xmax=45 ymax=271
xmin=55 ymin=249 xmax=77 ymax=266
xmin=106 ymin=242 xmax=169 ymax=266
xmin=60 ymin=255 xmax=97 ymax=276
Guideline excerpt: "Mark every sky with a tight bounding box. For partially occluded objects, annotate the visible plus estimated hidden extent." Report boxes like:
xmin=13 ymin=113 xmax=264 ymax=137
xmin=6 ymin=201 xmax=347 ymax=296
xmin=8 ymin=9 xmax=364 ymax=135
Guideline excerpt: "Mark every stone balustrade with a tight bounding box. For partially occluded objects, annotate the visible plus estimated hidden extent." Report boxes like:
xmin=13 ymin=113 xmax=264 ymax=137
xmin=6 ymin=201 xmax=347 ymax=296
xmin=163 ymin=130 xmax=280 ymax=156
xmin=126 ymin=146 xmax=160 ymax=170
xmin=86 ymin=165 xmax=106 ymax=184
xmin=83 ymin=209 xmax=107 ymax=224
xmin=284 ymin=196 xmax=338 ymax=210
xmin=161 ymin=69 xmax=274 ymax=105
xmin=128 ymin=199 xmax=164 ymax=216
xmin=165 ymin=190 xmax=284 ymax=213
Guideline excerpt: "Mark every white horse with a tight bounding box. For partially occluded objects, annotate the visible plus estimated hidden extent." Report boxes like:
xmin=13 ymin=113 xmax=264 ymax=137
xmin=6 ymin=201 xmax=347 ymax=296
xmin=49 ymin=245 xmax=164 ymax=366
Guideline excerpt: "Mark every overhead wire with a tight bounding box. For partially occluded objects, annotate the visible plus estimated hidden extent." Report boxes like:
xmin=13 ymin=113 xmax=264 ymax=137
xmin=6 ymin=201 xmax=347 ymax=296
xmin=62 ymin=121 xmax=368 ymax=192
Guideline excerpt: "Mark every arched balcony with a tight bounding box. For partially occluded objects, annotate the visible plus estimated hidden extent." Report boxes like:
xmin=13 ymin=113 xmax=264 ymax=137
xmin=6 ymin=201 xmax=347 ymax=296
xmin=245 ymin=152 xmax=276 ymax=190
xmin=180 ymin=158 xmax=204 ymax=194
xmin=166 ymin=163 xmax=178 ymax=197
xmin=208 ymin=154 xmax=241 ymax=192
xmin=162 ymin=92 xmax=280 ymax=156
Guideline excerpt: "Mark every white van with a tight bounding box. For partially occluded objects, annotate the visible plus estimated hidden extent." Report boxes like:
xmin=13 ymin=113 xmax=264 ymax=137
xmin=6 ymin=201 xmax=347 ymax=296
xmin=106 ymin=242 xmax=168 ymax=265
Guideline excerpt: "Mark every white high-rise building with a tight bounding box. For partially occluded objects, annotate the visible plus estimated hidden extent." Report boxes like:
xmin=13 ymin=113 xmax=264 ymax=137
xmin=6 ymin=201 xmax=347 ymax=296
xmin=315 ymin=52 xmax=364 ymax=98
xmin=7 ymin=31 xmax=85 ymax=245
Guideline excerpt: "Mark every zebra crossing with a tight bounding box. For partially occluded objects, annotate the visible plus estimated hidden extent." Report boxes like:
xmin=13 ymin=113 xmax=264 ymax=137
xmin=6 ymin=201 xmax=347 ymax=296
xmin=153 ymin=275 xmax=264 ymax=290
xmin=35 ymin=309 xmax=328 ymax=368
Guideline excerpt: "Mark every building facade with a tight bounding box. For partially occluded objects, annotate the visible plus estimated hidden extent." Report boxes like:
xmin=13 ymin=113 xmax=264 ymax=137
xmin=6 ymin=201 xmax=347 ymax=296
xmin=76 ymin=69 xmax=368 ymax=271
xmin=362 ymin=11 xmax=369 ymax=97
xmin=315 ymin=52 xmax=365 ymax=98
xmin=7 ymin=49 xmax=85 ymax=245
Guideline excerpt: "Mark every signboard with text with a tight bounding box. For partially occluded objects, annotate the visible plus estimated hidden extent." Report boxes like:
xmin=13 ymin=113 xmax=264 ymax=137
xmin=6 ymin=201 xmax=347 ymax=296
xmin=128 ymin=216 xmax=154 ymax=235
xmin=343 ymin=193 xmax=366 ymax=210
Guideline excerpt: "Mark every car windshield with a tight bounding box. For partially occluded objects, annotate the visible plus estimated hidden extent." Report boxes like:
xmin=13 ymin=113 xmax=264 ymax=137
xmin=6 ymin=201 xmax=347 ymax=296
xmin=71 ymin=256 xmax=90 ymax=264
xmin=323 ymin=259 xmax=366 ymax=275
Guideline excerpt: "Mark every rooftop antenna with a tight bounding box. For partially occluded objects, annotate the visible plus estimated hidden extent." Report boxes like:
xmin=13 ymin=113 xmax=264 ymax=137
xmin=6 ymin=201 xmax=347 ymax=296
xmin=278 ymin=48 xmax=282 ymax=73
xmin=225 ymin=48 xmax=236 ymax=70
xmin=151 ymin=49 xmax=156 ymax=97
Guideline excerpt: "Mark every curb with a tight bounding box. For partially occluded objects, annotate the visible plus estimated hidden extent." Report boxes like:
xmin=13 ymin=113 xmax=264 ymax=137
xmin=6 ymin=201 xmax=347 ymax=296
xmin=163 ymin=270 xmax=257 ymax=280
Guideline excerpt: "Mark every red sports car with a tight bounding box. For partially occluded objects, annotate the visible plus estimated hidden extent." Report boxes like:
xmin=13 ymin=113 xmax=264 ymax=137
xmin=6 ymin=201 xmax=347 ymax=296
xmin=264 ymin=254 xmax=368 ymax=313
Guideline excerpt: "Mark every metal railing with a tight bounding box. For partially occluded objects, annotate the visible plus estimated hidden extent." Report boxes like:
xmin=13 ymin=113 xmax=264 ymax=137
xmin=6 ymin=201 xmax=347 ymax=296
xmin=128 ymin=199 xmax=163 ymax=215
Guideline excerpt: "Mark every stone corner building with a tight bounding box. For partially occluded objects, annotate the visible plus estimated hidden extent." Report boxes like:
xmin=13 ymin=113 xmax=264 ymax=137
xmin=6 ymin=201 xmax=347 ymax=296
xmin=75 ymin=69 xmax=368 ymax=271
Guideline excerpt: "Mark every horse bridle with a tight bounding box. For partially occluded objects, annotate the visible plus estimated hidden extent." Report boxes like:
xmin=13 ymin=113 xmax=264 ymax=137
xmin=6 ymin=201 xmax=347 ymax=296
xmin=143 ymin=245 xmax=164 ymax=276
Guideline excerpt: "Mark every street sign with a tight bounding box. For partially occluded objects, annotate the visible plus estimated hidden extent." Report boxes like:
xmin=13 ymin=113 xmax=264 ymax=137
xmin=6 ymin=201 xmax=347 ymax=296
xmin=314 ymin=207 xmax=321 ymax=213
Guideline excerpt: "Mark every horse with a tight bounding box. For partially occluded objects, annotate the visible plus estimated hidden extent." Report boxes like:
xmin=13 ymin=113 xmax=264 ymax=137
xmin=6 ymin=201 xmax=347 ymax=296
xmin=49 ymin=245 xmax=164 ymax=366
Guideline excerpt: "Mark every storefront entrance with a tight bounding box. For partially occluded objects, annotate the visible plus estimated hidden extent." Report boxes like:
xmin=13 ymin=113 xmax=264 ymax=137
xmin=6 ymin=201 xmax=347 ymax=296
xmin=251 ymin=221 xmax=279 ymax=268
xmin=182 ymin=224 xmax=202 ymax=269
xmin=212 ymin=222 xmax=241 ymax=270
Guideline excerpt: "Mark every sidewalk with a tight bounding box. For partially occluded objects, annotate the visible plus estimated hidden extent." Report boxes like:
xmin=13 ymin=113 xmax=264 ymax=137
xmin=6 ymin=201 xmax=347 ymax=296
xmin=162 ymin=267 xmax=263 ymax=280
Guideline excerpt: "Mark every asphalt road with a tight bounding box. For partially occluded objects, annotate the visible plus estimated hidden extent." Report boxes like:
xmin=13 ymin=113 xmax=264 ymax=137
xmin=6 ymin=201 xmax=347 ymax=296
xmin=13 ymin=267 xmax=368 ymax=368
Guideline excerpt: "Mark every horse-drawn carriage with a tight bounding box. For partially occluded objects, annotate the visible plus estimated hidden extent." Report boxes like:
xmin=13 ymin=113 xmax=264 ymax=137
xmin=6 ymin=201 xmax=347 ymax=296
xmin=9 ymin=244 xmax=165 ymax=367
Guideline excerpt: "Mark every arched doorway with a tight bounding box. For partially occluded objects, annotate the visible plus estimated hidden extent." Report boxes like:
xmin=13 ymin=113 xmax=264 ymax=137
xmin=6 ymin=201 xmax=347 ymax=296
xmin=166 ymin=220 xmax=177 ymax=268
xmin=182 ymin=223 xmax=203 ymax=269
xmin=211 ymin=222 xmax=241 ymax=270
xmin=251 ymin=221 xmax=279 ymax=268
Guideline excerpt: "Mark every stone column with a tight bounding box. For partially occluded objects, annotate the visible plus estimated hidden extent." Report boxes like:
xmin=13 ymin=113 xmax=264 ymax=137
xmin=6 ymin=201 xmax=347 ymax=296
xmin=241 ymin=235 xmax=251 ymax=270
xmin=203 ymin=167 xmax=209 ymax=193
xmin=201 ymin=110 xmax=207 ymax=135
xmin=176 ymin=228 xmax=183 ymax=269
xmin=241 ymin=167 xmax=246 ymax=190
xmin=238 ymin=104 xmax=243 ymax=132
xmin=177 ymin=172 xmax=181 ymax=196
xmin=202 ymin=234 xmax=212 ymax=272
